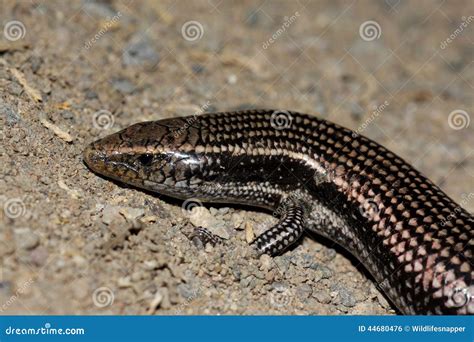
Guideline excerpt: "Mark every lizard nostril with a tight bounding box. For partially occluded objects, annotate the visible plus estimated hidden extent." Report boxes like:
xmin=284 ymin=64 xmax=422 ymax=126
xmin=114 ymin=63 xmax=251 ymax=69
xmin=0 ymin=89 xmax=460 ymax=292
xmin=83 ymin=143 xmax=105 ymax=170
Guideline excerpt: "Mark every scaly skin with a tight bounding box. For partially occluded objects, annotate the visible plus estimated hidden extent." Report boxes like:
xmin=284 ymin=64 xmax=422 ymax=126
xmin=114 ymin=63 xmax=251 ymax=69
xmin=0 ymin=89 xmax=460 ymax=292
xmin=83 ymin=109 xmax=473 ymax=315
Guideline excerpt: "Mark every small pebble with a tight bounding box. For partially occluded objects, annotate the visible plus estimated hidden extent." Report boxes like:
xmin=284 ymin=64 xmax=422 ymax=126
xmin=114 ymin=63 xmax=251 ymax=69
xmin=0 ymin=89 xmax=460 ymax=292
xmin=313 ymin=289 xmax=332 ymax=304
xmin=259 ymin=254 xmax=272 ymax=271
xmin=245 ymin=222 xmax=255 ymax=243
xmin=1 ymin=104 xmax=20 ymax=125
xmin=192 ymin=64 xmax=205 ymax=74
xmin=332 ymin=284 xmax=356 ymax=308
xmin=310 ymin=263 xmax=333 ymax=279
xmin=119 ymin=207 xmax=145 ymax=221
xmin=296 ymin=284 xmax=313 ymax=300
xmin=231 ymin=212 xmax=244 ymax=229
xmin=111 ymin=77 xmax=136 ymax=94
xmin=7 ymin=82 xmax=23 ymax=96
xmin=271 ymin=282 xmax=288 ymax=292
xmin=85 ymin=90 xmax=99 ymax=100
xmin=29 ymin=56 xmax=43 ymax=73
xmin=177 ymin=283 xmax=198 ymax=300
xmin=159 ymin=287 xmax=171 ymax=309
xmin=300 ymin=254 xmax=314 ymax=268
xmin=14 ymin=228 xmax=39 ymax=250
xmin=29 ymin=246 xmax=48 ymax=266
xmin=218 ymin=207 xmax=230 ymax=215
xmin=101 ymin=205 xmax=123 ymax=225
xmin=83 ymin=0 xmax=117 ymax=17
xmin=227 ymin=74 xmax=237 ymax=84
xmin=245 ymin=10 xmax=260 ymax=27
xmin=123 ymin=34 xmax=160 ymax=67
xmin=131 ymin=271 xmax=144 ymax=282
xmin=143 ymin=260 xmax=158 ymax=270
xmin=147 ymin=291 xmax=163 ymax=314
xmin=117 ymin=276 xmax=132 ymax=288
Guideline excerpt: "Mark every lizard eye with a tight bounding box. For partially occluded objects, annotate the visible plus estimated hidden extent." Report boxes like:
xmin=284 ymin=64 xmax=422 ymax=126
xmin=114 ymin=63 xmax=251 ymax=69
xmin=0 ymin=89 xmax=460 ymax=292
xmin=137 ymin=153 xmax=153 ymax=166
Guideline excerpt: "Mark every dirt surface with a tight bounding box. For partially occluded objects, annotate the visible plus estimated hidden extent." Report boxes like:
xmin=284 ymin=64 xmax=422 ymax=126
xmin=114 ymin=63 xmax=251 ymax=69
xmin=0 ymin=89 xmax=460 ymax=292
xmin=1 ymin=0 xmax=473 ymax=315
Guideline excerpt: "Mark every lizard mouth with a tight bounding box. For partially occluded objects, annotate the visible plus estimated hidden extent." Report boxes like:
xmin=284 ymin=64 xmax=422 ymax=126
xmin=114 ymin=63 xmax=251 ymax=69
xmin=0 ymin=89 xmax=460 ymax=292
xmin=83 ymin=142 xmax=107 ymax=175
xmin=83 ymin=141 xmax=134 ymax=182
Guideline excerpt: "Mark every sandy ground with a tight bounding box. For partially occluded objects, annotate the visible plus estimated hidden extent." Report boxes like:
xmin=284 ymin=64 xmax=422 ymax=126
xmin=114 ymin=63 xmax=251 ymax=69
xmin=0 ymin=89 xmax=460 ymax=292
xmin=0 ymin=0 xmax=473 ymax=315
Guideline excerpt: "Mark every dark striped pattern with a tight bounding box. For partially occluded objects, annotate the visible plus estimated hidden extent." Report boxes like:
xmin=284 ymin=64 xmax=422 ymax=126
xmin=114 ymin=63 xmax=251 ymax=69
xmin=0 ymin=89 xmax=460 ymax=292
xmin=84 ymin=109 xmax=473 ymax=315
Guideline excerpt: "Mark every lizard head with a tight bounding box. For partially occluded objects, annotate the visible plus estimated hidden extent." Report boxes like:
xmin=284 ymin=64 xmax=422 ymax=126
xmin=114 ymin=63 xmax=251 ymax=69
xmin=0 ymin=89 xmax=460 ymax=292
xmin=83 ymin=118 xmax=205 ymax=199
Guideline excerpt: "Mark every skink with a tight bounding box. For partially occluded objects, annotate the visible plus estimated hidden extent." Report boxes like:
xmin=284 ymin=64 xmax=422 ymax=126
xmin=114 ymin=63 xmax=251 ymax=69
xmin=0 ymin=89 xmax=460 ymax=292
xmin=83 ymin=109 xmax=473 ymax=315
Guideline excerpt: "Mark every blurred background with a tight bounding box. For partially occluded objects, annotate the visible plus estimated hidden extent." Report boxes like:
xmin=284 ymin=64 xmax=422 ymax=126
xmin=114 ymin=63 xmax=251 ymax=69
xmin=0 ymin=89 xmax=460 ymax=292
xmin=0 ymin=0 xmax=472 ymax=314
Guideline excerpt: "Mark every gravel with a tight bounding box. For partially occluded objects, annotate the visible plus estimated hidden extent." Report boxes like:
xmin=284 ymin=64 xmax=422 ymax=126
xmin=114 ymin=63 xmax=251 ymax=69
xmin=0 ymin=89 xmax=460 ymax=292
xmin=122 ymin=34 xmax=160 ymax=68
xmin=0 ymin=0 xmax=471 ymax=316
xmin=14 ymin=227 xmax=39 ymax=250
xmin=1 ymin=103 xmax=20 ymax=125
xmin=110 ymin=77 xmax=136 ymax=94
